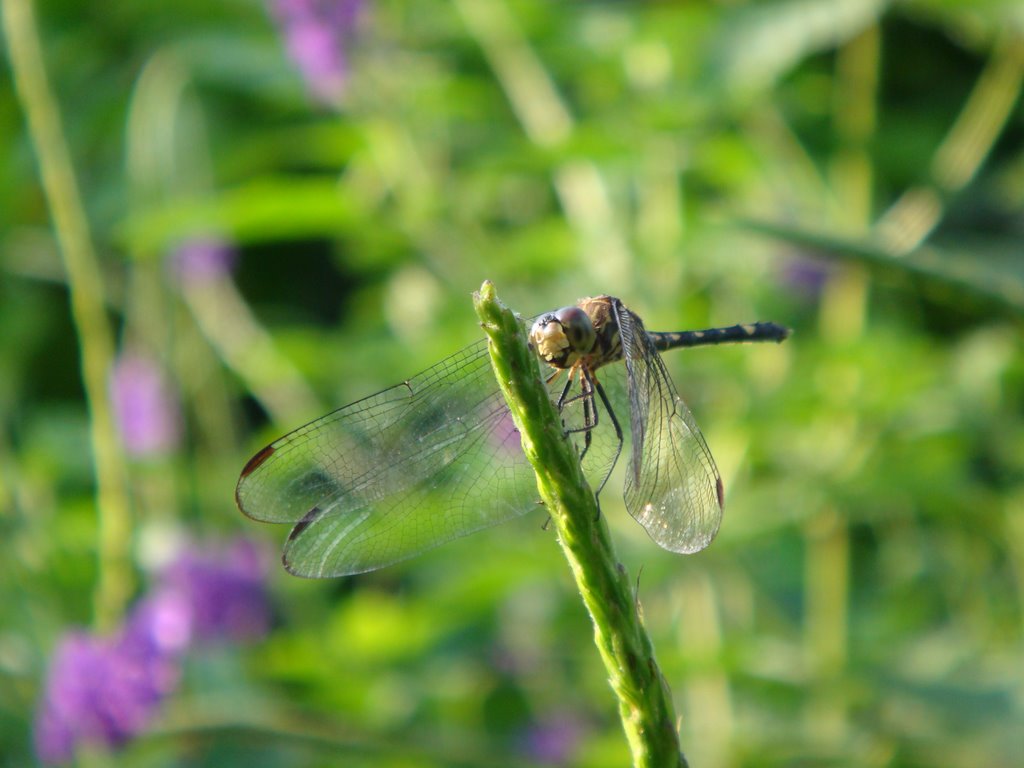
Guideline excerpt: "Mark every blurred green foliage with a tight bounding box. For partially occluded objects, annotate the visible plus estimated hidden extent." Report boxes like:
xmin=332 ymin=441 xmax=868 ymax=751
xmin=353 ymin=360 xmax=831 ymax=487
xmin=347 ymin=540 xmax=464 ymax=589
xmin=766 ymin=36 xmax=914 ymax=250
xmin=2 ymin=0 xmax=1023 ymax=765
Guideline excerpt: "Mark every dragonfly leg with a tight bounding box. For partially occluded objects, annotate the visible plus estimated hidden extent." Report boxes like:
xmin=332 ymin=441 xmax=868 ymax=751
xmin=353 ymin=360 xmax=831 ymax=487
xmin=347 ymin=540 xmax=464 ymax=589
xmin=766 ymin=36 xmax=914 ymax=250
xmin=555 ymin=374 xmax=574 ymax=409
xmin=555 ymin=367 xmax=601 ymax=446
xmin=555 ymin=374 xmax=576 ymax=436
xmin=592 ymin=376 xmax=623 ymax=502
xmin=578 ymin=369 xmax=597 ymax=462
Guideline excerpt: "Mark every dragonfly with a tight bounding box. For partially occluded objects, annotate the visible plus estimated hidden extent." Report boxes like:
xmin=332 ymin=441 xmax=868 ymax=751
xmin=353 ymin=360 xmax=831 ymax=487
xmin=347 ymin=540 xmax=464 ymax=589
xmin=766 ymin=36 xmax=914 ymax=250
xmin=236 ymin=295 xmax=789 ymax=577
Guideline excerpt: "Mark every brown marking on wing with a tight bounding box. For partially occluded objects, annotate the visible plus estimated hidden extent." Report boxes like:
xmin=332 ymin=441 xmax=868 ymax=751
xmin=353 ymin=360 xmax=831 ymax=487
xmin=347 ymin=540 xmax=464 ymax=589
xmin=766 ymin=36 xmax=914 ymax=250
xmin=239 ymin=444 xmax=276 ymax=479
xmin=287 ymin=506 xmax=323 ymax=543
xmin=236 ymin=444 xmax=277 ymax=513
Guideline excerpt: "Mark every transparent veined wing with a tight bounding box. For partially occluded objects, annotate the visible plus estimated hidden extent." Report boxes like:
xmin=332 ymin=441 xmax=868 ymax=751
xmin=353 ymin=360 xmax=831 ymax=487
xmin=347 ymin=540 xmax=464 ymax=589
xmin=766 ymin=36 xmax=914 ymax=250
xmin=235 ymin=340 xmax=542 ymax=577
xmin=612 ymin=300 xmax=724 ymax=554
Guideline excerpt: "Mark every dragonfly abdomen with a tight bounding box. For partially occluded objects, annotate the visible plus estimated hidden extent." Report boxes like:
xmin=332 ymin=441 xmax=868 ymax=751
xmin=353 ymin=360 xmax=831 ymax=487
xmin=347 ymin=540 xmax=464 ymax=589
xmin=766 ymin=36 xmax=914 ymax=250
xmin=650 ymin=322 xmax=790 ymax=352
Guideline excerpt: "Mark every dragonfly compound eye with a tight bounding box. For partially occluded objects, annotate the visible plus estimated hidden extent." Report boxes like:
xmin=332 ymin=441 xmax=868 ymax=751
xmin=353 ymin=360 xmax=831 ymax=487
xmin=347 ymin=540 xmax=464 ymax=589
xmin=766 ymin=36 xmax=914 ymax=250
xmin=557 ymin=306 xmax=596 ymax=355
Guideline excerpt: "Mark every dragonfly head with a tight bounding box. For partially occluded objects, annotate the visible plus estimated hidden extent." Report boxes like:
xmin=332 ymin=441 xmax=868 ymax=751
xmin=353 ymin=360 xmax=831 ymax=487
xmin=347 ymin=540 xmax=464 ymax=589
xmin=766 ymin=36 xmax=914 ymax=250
xmin=529 ymin=305 xmax=597 ymax=369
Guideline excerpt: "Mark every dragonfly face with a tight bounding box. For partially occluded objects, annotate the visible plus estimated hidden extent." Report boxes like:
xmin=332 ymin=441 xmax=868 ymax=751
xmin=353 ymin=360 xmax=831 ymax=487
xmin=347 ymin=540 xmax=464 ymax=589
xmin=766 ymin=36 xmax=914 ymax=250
xmin=236 ymin=294 xmax=789 ymax=577
xmin=529 ymin=296 xmax=625 ymax=372
xmin=529 ymin=305 xmax=596 ymax=368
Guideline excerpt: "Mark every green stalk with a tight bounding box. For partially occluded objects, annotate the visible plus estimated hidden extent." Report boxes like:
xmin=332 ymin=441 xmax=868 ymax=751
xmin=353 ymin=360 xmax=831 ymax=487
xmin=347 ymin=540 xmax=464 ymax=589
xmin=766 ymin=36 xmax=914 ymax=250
xmin=473 ymin=281 xmax=686 ymax=768
xmin=3 ymin=0 xmax=133 ymax=630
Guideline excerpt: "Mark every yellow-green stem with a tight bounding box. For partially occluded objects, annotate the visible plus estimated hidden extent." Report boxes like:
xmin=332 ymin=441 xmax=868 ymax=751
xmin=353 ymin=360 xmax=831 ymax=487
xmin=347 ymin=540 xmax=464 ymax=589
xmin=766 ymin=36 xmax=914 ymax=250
xmin=474 ymin=281 xmax=686 ymax=768
xmin=3 ymin=0 xmax=133 ymax=630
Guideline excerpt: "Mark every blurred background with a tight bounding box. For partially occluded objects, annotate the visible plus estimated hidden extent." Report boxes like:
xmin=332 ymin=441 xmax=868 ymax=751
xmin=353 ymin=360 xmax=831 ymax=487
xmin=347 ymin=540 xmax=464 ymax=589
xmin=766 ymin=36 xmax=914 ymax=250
xmin=2 ymin=0 xmax=1023 ymax=765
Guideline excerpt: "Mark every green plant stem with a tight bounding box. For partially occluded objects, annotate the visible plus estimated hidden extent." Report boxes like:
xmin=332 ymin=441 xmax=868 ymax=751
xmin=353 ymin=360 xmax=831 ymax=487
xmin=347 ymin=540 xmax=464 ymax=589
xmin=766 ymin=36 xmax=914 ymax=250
xmin=473 ymin=281 xmax=686 ymax=768
xmin=875 ymin=31 xmax=1024 ymax=253
xmin=3 ymin=0 xmax=132 ymax=630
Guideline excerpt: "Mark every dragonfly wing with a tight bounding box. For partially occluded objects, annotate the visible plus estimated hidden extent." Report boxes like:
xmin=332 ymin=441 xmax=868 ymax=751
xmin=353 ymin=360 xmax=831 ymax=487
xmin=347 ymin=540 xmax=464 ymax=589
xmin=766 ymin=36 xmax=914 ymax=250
xmin=613 ymin=301 xmax=724 ymax=554
xmin=235 ymin=340 xmax=538 ymax=576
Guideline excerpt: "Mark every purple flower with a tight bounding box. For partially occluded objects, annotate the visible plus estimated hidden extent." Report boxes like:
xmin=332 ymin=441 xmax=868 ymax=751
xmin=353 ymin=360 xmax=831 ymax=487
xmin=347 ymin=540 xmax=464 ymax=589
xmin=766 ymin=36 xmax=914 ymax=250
xmin=523 ymin=715 xmax=583 ymax=764
xmin=34 ymin=538 xmax=272 ymax=763
xmin=780 ymin=255 xmax=833 ymax=298
xmin=120 ymin=592 xmax=194 ymax=676
xmin=110 ymin=352 xmax=182 ymax=458
xmin=169 ymin=238 xmax=237 ymax=284
xmin=158 ymin=538 xmax=271 ymax=643
xmin=33 ymin=595 xmax=191 ymax=764
xmin=35 ymin=634 xmax=110 ymax=763
xmin=270 ymin=0 xmax=364 ymax=107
